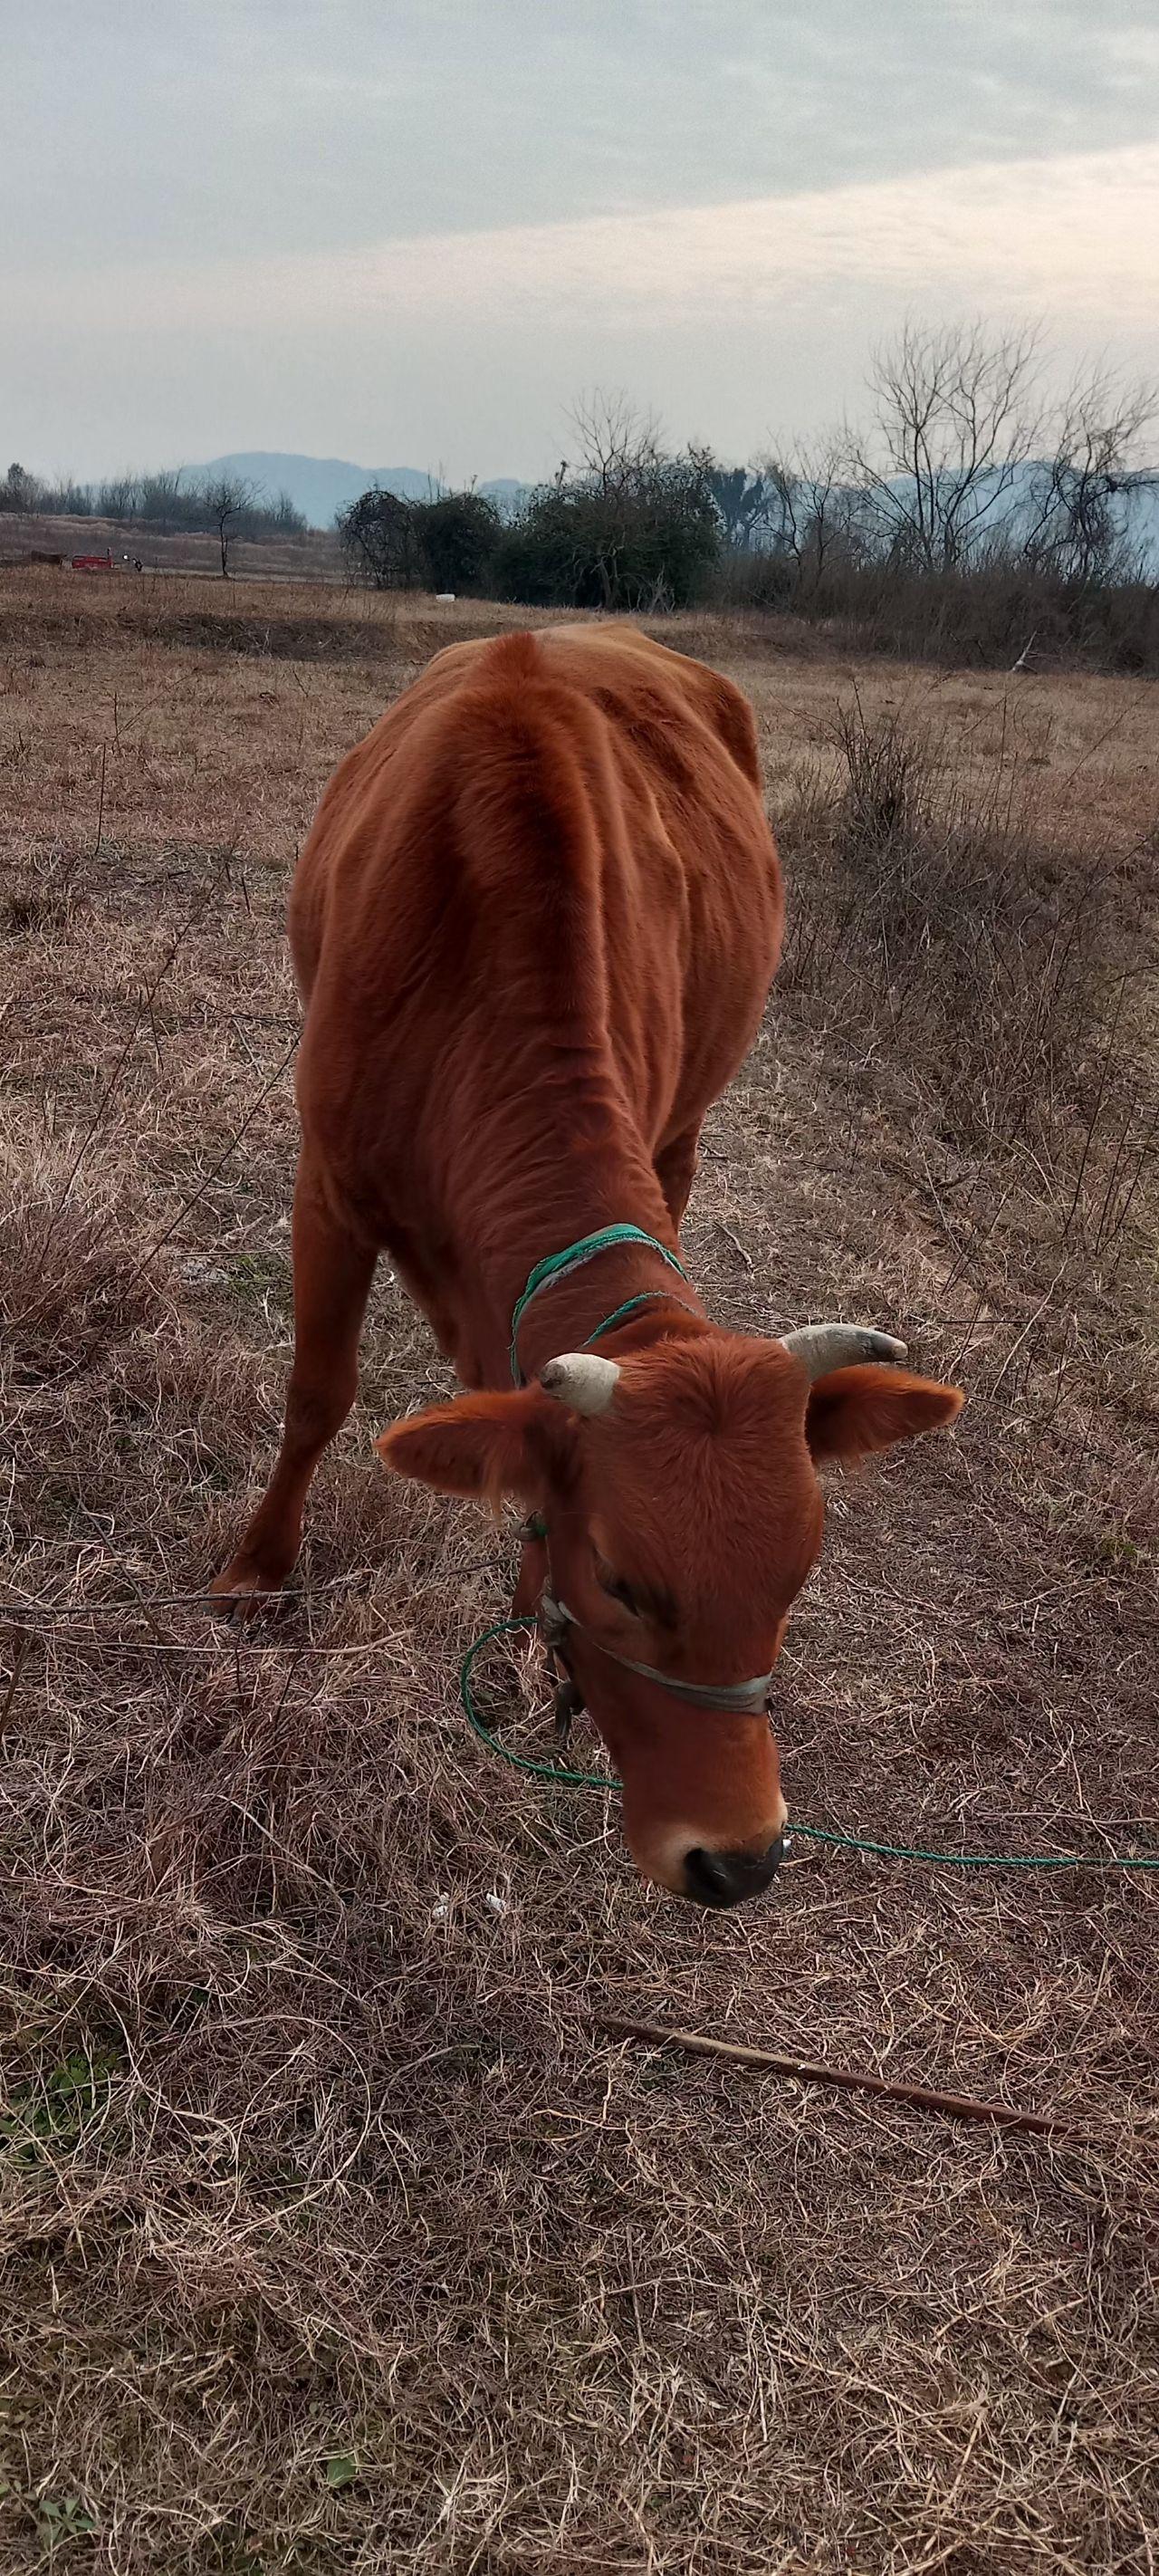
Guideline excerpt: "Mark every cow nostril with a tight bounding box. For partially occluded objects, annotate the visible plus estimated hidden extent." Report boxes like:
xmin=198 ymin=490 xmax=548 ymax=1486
xmin=683 ymin=1838 xmax=784 ymax=1908
xmin=683 ymin=1846 xmax=734 ymax=1906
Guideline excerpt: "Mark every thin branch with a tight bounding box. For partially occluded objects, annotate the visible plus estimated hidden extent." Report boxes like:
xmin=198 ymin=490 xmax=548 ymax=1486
xmin=590 ymin=2014 xmax=1101 ymax=2147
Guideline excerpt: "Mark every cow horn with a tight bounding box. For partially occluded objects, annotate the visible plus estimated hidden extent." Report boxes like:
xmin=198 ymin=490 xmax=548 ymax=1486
xmin=781 ymin=1323 xmax=908 ymax=1380
xmin=539 ymin=1353 xmax=621 ymax=1416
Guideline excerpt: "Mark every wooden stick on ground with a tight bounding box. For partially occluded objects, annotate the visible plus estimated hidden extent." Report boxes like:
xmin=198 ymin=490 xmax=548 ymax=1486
xmin=589 ymin=2014 xmax=1096 ymax=2146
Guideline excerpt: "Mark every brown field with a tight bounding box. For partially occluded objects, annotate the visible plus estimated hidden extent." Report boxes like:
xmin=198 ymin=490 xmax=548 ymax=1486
xmin=1 ymin=572 xmax=1157 ymax=2574
xmin=2 ymin=514 xmax=343 ymax=586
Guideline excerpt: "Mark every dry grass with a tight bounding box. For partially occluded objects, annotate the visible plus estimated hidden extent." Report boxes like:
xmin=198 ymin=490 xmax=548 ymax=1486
xmin=1 ymin=513 xmax=345 ymax=587
xmin=1 ymin=579 xmax=1158 ymax=2574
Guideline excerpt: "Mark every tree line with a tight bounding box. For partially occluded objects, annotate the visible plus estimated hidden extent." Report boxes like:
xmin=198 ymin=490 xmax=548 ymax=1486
xmin=336 ymin=403 xmax=720 ymax=612
xmin=0 ymin=464 xmax=306 ymax=565
xmin=7 ymin=323 xmax=1156 ymax=664
xmin=338 ymin=332 xmax=1158 ymax=666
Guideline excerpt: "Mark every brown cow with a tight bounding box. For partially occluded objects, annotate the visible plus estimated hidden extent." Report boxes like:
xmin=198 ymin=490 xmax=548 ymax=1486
xmin=215 ymin=626 xmax=962 ymax=1906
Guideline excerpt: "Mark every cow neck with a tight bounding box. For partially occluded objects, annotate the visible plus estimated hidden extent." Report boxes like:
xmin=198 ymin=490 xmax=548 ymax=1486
xmin=512 ymin=1234 xmax=708 ymax=1385
xmin=468 ymin=1109 xmax=698 ymax=1384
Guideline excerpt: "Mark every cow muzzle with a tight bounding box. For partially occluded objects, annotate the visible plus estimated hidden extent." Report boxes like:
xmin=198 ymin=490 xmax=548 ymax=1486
xmin=682 ymin=1836 xmax=786 ymax=1908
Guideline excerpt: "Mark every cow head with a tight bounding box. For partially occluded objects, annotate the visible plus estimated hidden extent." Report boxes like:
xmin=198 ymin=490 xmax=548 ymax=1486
xmin=378 ymin=1329 xmax=962 ymax=1907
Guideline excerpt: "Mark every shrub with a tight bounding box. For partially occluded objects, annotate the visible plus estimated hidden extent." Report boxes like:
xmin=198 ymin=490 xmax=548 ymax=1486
xmin=717 ymin=548 xmax=1159 ymax=674
xmin=337 ymin=487 xmax=501 ymax=593
xmin=336 ymin=487 xmax=425 ymax=589
xmin=778 ymin=696 xmax=1157 ymax=1243
xmin=493 ymin=458 xmax=719 ymax=612
xmin=411 ymin=492 xmax=502 ymax=593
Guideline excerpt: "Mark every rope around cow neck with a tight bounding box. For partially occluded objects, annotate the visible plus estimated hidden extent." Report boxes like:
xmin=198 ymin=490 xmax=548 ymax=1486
xmin=460 ymin=1617 xmax=1159 ymax=1873
xmin=509 ymin=1223 xmax=691 ymax=1383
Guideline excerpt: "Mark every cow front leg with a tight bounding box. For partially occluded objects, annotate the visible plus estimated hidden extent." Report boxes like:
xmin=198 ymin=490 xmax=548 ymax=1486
xmin=212 ymin=1155 xmax=377 ymax=1609
xmin=654 ymin=1124 xmax=702 ymax=1232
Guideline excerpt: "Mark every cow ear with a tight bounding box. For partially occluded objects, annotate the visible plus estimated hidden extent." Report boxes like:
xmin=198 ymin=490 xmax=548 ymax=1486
xmin=377 ymin=1386 xmax=568 ymax=1508
xmin=805 ymin=1364 xmax=963 ymax=1466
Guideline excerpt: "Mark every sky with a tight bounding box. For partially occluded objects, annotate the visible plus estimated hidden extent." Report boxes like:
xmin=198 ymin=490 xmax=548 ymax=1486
xmin=5 ymin=0 xmax=1159 ymax=483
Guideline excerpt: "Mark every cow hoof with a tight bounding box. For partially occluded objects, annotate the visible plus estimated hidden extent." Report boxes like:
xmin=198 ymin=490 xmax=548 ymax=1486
xmin=208 ymin=1558 xmax=292 ymax=1619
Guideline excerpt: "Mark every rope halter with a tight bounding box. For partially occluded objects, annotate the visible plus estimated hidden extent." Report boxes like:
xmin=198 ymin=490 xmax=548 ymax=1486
xmin=540 ymin=1589 xmax=773 ymax=1716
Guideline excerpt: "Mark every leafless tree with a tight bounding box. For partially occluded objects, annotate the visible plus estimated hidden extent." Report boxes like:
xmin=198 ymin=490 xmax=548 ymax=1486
xmin=568 ymin=389 xmax=663 ymax=496
xmin=851 ymin=319 xmax=1046 ymax=572
xmin=202 ymin=474 xmax=256 ymax=578
xmin=273 ymin=486 xmax=306 ymax=533
xmin=135 ymin=469 xmax=187 ymax=529
xmin=759 ymin=431 xmax=860 ymax=591
xmin=96 ymin=475 xmax=140 ymax=522
xmin=1020 ymin=366 xmax=1157 ymax=583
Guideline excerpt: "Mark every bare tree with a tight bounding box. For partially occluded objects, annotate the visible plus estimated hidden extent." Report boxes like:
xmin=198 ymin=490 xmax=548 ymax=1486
xmin=96 ymin=475 xmax=140 ymax=522
xmin=568 ymin=389 xmax=663 ymax=496
xmin=851 ymin=319 xmax=1045 ymax=572
xmin=759 ymin=431 xmax=859 ymax=592
xmin=1020 ymin=366 xmax=1157 ymax=583
xmin=202 ymin=474 xmax=256 ymax=578
xmin=273 ymin=485 xmax=307 ymax=533
xmin=136 ymin=469 xmax=187 ymax=530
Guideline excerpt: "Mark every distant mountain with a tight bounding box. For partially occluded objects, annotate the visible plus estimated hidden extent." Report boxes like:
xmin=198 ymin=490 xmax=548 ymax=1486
xmin=196 ymin=452 xmax=529 ymax=529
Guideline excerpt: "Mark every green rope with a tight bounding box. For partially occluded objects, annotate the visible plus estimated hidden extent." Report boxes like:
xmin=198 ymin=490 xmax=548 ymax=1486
xmin=582 ymin=1288 xmax=702 ymax=1345
xmin=460 ymin=1617 xmax=1159 ymax=1872
xmin=462 ymin=1618 xmax=616 ymax=1790
xmin=509 ymin=1224 xmax=688 ymax=1382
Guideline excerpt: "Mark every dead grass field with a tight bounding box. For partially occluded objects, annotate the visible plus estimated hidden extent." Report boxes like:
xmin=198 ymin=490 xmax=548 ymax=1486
xmin=1 ymin=572 xmax=1157 ymax=2574
xmin=3 ymin=514 xmax=343 ymax=586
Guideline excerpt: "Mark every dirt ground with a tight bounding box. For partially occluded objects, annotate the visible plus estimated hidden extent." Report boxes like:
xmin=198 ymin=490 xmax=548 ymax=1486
xmin=1 ymin=572 xmax=1157 ymax=2574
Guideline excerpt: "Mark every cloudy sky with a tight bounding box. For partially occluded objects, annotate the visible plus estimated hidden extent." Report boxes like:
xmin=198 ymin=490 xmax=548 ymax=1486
xmin=6 ymin=0 xmax=1158 ymax=481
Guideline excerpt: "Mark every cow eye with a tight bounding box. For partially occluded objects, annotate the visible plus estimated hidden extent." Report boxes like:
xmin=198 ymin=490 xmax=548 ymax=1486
xmin=595 ymin=1558 xmax=639 ymax=1618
